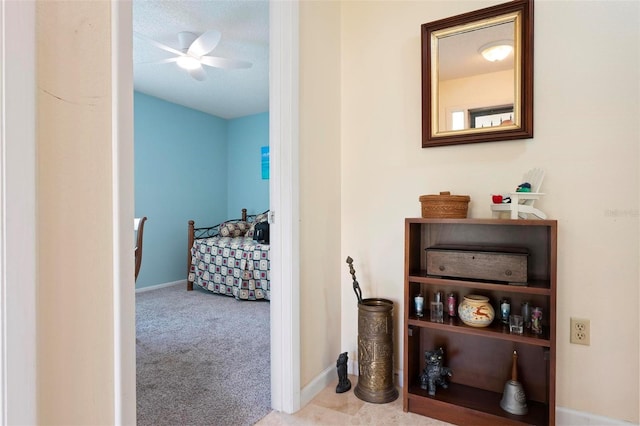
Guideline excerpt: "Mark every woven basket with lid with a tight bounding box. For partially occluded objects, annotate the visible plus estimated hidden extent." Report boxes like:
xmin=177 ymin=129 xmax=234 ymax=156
xmin=419 ymin=191 xmax=470 ymax=218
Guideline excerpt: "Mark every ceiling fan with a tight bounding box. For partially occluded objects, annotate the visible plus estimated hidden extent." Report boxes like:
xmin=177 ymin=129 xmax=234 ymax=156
xmin=135 ymin=30 xmax=252 ymax=81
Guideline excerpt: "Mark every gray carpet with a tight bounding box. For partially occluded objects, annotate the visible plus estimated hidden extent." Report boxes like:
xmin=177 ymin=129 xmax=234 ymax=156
xmin=136 ymin=283 xmax=271 ymax=425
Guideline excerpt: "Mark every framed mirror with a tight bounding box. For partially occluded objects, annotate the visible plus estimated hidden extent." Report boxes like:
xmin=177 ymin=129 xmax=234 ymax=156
xmin=422 ymin=0 xmax=533 ymax=147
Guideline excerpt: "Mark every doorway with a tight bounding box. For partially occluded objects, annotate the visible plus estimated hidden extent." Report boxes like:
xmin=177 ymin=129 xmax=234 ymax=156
xmin=121 ymin=0 xmax=300 ymax=421
xmin=0 ymin=1 xmax=299 ymax=422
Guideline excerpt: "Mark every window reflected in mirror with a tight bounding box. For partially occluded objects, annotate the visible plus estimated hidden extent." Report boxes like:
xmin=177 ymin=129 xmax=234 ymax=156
xmin=437 ymin=21 xmax=515 ymax=132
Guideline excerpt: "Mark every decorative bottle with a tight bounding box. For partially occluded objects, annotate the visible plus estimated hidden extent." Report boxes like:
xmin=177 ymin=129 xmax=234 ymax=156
xmin=414 ymin=294 xmax=424 ymax=318
xmin=500 ymin=298 xmax=511 ymax=324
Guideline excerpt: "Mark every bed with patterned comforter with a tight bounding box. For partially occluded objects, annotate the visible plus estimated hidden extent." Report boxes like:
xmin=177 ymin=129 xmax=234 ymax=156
xmin=187 ymin=210 xmax=270 ymax=301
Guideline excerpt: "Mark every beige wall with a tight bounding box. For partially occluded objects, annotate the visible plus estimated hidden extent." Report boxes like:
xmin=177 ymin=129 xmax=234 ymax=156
xmin=299 ymin=0 xmax=343 ymax=387
xmin=37 ymin=1 xmax=115 ymax=424
xmin=339 ymin=0 xmax=638 ymax=423
xmin=439 ymin=70 xmax=514 ymax=130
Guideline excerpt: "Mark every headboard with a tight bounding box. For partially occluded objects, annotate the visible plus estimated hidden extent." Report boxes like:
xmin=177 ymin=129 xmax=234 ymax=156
xmin=187 ymin=208 xmax=269 ymax=289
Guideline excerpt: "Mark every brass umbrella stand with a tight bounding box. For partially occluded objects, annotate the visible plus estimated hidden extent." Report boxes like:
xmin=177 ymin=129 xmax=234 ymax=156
xmin=346 ymin=257 xmax=398 ymax=403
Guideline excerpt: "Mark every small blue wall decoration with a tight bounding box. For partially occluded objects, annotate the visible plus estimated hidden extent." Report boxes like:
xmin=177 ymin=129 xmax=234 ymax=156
xmin=261 ymin=146 xmax=270 ymax=180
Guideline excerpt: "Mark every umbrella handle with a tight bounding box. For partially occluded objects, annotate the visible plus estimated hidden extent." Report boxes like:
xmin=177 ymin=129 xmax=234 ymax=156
xmin=353 ymin=281 xmax=362 ymax=304
xmin=346 ymin=256 xmax=363 ymax=304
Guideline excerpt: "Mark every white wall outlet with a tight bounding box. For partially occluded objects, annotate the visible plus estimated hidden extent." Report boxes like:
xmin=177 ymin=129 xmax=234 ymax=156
xmin=570 ymin=317 xmax=590 ymax=345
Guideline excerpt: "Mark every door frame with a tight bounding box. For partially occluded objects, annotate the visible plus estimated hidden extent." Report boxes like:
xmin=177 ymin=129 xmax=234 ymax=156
xmin=268 ymin=0 xmax=301 ymax=414
xmin=0 ymin=1 xmax=37 ymax=424
xmin=112 ymin=2 xmax=136 ymax=422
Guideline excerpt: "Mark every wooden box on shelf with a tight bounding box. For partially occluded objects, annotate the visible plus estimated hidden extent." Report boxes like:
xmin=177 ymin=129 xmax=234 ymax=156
xmin=426 ymin=245 xmax=529 ymax=284
xmin=403 ymin=218 xmax=557 ymax=426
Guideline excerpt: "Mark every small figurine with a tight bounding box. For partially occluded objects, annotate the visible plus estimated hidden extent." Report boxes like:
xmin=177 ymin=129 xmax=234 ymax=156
xmin=419 ymin=347 xmax=452 ymax=396
xmin=491 ymin=194 xmax=512 ymax=204
xmin=335 ymin=352 xmax=351 ymax=393
xmin=516 ymin=182 xmax=532 ymax=192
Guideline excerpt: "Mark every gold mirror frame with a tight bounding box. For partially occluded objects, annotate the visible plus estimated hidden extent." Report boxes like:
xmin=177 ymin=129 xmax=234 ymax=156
xmin=422 ymin=0 xmax=533 ymax=148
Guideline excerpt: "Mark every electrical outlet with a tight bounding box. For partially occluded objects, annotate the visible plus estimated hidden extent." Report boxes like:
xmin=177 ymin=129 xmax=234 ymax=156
xmin=570 ymin=318 xmax=590 ymax=345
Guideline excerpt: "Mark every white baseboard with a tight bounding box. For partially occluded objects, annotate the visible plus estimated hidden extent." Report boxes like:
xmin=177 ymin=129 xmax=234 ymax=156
xmin=395 ymin=368 xmax=403 ymax=387
xmin=135 ymin=279 xmax=186 ymax=293
xmin=325 ymin=360 xmax=637 ymax=426
xmin=556 ymin=407 xmax=637 ymax=426
xmin=300 ymin=364 xmax=335 ymax=408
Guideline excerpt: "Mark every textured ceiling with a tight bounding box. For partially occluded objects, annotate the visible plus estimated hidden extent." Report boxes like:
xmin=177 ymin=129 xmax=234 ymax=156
xmin=133 ymin=0 xmax=269 ymax=119
xmin=438 ymin=21 xmax=515 ymax=81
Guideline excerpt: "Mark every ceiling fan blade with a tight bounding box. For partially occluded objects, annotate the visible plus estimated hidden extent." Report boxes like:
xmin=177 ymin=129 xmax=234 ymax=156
xmin=200 ymin=56 xmax=252 ymax=70
xmin=188 ymin=65 xmax=207 ymax=81
xmin=188 ymin=30 xmax=222 ymax=57
xmin=136 ymin=57 xmax=179 ymax=66
xmin=134 ymin=31 xmax=183 ymax=57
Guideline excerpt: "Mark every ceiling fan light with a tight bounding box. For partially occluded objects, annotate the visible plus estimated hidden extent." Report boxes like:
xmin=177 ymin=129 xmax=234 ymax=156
xmin=479 ymin=41 xmax=513 ymax=62
xmin=176 ymin=55 xmax=201 ymax=70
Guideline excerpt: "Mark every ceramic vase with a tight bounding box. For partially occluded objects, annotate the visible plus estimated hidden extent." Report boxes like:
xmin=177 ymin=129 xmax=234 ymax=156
xmin=458 ymin=294 xmax=495 ymax=327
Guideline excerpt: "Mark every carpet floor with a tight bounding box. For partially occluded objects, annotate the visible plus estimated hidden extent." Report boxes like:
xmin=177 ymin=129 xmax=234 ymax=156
xmin=136 ymin=283 xmax=271 ymax=425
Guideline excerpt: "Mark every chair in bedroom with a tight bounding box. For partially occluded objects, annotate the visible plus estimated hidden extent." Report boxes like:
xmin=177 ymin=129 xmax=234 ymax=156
xmin=135 ymin=216 xmax=147 ymax=281
xmin=491 ymin=168 xmax=547 ymax=219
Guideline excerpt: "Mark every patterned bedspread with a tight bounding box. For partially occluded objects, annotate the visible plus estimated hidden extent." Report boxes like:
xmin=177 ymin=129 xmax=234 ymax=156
xmin=188 ymin=236 xmax=270 ymax=301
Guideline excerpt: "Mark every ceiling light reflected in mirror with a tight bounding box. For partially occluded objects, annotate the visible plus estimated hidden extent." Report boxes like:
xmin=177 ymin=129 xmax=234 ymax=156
xmin=479 ymin=40 xmax=513 ymax=62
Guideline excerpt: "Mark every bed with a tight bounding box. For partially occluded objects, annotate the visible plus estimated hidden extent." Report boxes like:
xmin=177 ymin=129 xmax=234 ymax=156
xmin=187 ymin=208 xmax=270 ymax=301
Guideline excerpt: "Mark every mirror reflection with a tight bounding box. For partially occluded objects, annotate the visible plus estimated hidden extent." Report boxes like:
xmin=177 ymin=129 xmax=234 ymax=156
xmin=437 ymin=20 xmax=516 ymax=132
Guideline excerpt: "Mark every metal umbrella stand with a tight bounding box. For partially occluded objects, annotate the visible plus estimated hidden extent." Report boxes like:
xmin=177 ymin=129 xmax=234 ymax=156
xmin=346 ymin=257 xmax=398 ymax=403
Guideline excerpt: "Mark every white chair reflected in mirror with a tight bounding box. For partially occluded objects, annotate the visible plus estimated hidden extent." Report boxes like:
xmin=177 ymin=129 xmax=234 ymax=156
xmin=491 ymin=168 xmax=546 ymax=219
xmin=135 ymin=217 xmax=147 ymax=282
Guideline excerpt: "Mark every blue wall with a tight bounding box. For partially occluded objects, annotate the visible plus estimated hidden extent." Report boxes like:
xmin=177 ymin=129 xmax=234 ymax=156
xmin=227 ymin=113 xmax=270 ymax=218
xmin=134 ymin=92 xmax=269 ymax=289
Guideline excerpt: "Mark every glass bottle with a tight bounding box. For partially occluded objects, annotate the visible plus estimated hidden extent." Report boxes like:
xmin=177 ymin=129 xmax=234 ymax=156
xmin=500 ymin=298 xmax=511 ymax=324
xmin=414 ymin=294 xmax=424 ymax=318
xmin=430 ymin=291 xmax=443 ymax=323
xmin=521 ymin=301 xmax=532 ymax=329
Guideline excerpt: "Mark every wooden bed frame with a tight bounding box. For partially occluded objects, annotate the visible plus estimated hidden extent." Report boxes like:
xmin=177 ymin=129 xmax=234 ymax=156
xmin=187 ymin=208 xmax=266 ymax=291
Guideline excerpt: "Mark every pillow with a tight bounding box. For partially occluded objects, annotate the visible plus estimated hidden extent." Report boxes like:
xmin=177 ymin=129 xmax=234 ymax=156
xmin=219 ymin=221 xmax=249 ymax=238
xmin=246 ymin=212 xmax=269 ymax=238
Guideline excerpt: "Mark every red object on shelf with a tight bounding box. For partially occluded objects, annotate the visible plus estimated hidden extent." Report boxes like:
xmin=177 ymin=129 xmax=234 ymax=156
xmin=492 ymin=195 xmax=503 ymax=204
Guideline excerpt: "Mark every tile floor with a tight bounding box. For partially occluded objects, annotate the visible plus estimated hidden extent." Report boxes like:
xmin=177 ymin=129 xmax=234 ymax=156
xmin=256 ymin=376 xmax=453 ymax=425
